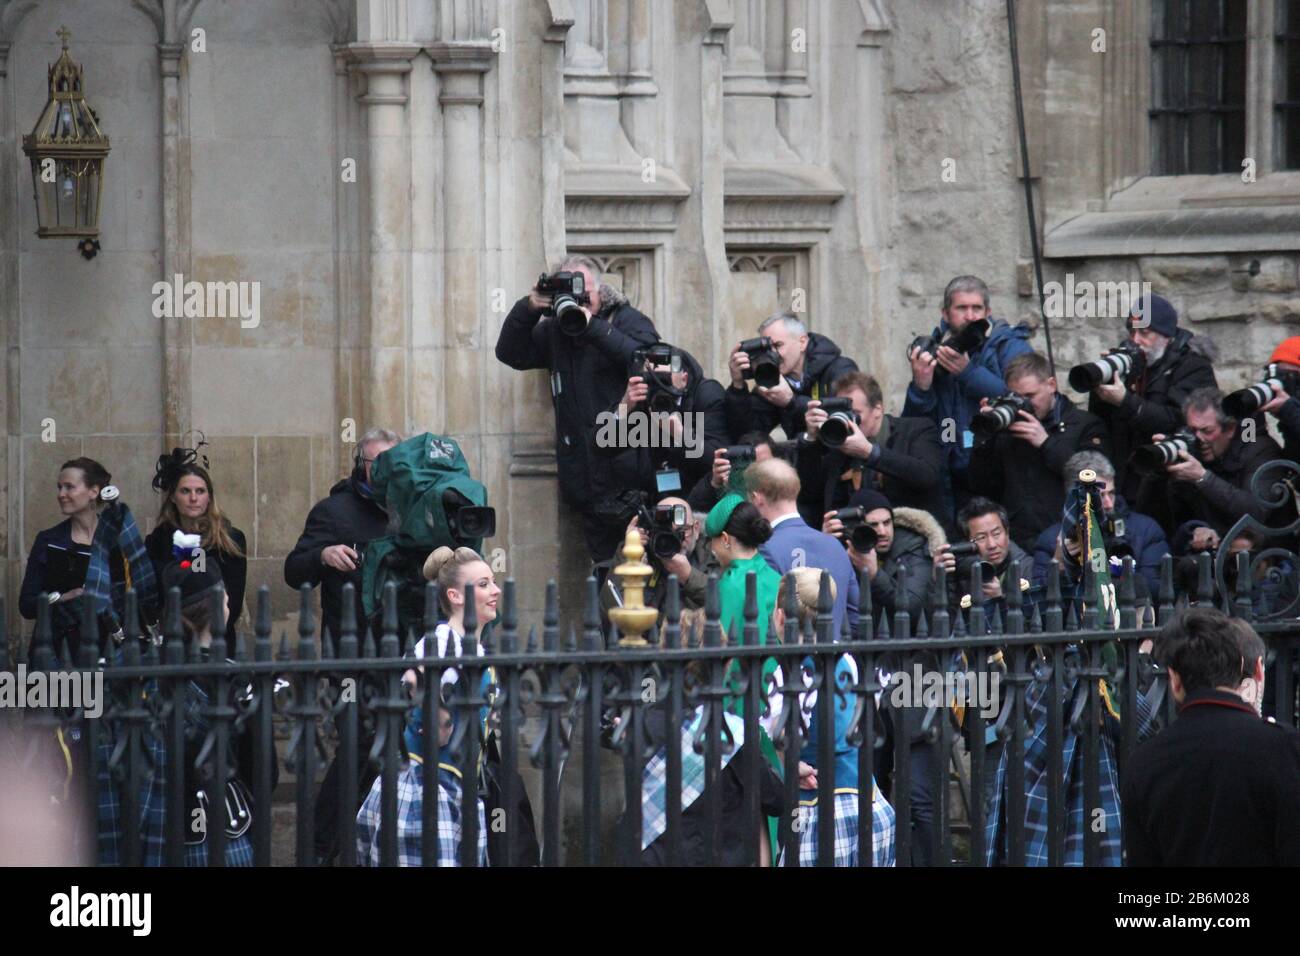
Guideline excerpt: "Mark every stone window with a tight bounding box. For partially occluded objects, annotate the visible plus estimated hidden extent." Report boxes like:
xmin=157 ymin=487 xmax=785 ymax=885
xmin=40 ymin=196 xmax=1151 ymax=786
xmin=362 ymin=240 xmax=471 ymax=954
xmin=1280 ymin=0 xmax=1300 ymax=168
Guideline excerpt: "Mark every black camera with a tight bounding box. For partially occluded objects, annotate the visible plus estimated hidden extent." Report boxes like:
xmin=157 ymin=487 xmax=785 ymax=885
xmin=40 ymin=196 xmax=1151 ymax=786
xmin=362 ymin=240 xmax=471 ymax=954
xmin=817 ymin=396 xmax=859 ymax=449
xmin=537 ymin=271 xmax=592 ymax=337
xmin=947 ymin=541 xmax=979 ymax=559
xmin=1133 ymin=427 xmax=1199 ymax=473
xmin=1223 ymin=363 xmax=1300 ymax=419
xmin=909 ymin=318 xmax=991 ymax=361
xmin=721 ymin=445 xmax=756 ymax=464
xmin=630 ymin=344 xmax=685 ymax=414
xmin=441 ymin=488 xmax=496 ymax=542
xmin=831 ymin=506 xmax=879 ymax=554
xmin=971 ymin=393 xmax=1035 ymax=435
xmin=639 ymin=501 xmax=688 ymax=560
xmin=738 ymin=336 xmax=782 ymax=389
xmin=1067 ymin=341 xmax=1145 ymax=391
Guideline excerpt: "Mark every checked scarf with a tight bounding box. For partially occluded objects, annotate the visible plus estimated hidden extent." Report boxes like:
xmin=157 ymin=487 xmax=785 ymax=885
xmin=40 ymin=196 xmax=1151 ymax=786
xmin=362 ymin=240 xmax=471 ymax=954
xmin=84 ymin=501 xmax=159 ymax=634
xmin=641 ymin=706 xmax=746 ymax=851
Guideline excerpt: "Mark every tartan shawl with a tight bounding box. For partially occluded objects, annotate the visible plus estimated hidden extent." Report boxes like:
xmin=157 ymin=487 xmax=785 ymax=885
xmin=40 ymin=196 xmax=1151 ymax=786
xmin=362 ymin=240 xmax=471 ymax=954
xmin=84 ymin=501 xmax=159 ymax=634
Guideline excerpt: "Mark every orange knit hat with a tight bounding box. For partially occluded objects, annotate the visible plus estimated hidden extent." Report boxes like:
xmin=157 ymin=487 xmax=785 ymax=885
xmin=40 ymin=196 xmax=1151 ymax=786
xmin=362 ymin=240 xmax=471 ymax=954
xmin=1269 ymin=337 xmax=1300 ymax=368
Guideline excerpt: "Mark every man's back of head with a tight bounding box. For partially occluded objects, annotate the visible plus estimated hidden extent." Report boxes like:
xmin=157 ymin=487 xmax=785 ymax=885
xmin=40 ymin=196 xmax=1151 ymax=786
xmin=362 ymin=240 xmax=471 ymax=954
xmin=744 ymin=457 xmax=801 ymax=523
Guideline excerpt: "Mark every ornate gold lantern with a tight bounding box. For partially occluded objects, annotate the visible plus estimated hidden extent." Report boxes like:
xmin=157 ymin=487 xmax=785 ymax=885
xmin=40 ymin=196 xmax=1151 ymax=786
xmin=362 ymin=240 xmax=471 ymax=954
xmin=21 ymin=27 xmax=110 ymax=259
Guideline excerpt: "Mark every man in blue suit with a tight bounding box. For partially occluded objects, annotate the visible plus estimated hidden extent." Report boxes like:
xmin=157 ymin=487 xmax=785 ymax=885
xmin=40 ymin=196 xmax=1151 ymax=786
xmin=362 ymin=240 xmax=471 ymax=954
xmin=744 ymin=458 xmax=859 ymax=637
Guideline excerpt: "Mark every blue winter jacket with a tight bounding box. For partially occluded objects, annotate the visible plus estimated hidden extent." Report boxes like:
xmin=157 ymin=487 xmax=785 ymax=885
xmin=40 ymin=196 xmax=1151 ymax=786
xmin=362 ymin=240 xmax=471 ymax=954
xmin=902 ymin=318 xmax=1034 ymax=474
xmin=1031 ymin=495 xmax=1170 ymax=599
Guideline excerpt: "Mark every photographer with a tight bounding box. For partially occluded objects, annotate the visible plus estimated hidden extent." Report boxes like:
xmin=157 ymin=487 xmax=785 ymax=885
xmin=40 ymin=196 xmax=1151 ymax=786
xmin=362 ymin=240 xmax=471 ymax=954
xmin=902 ymin=275 xmax=1033 ymax=522
xmin=598 ymin=496 xmax=713 ymax=621
xmin=968 ymin=352 xmax=1111 ymax=552
xmin=599 ymin=343 xmax=727 ymax=504
xmin=823 ymin=489 xmax=939 ymax=626
xmin=724 ymin=311 xmax=858 ymax=441
xmin=494 ymin=254 xmax=659 ymax=561
xmin=1032 ymin=452 xmax=1168 ymax=600
xmin=1085 ymin=294 xmax=1217 ymax=502
xmin=933 ymin=497 xmax=1034 ymax=622
xmin=801 ymin=371 xmax=946 ymax=532
xmin=686 ymin=431 xmax=783 ymax=516
xmin=1256 ymin=336 xmax=1300 ymax=464
xmin=1136 ymin=388 xmax=1285 ymax=554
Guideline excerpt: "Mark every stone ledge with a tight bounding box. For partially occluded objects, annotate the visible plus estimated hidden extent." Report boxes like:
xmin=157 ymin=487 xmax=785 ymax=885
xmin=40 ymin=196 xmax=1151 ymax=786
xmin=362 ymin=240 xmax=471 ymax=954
xmin=1045 ymin=205 xmax=1300 ymax=258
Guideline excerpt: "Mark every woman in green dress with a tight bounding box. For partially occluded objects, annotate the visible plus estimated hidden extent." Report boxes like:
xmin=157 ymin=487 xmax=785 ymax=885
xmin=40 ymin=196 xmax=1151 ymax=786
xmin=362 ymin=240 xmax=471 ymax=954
xmin=705 ymin=493 xmax=784 ymax=862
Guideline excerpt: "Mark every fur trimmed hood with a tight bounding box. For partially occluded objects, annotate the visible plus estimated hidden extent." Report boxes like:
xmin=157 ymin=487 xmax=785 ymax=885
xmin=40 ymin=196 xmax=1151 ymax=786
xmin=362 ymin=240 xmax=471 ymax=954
xmin=892 ymin=507 xmax=948 ymax=555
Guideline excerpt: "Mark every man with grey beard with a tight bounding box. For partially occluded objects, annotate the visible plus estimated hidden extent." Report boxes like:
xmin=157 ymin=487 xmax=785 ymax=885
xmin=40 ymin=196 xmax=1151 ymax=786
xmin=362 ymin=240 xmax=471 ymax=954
xmin=1086 ymin=293 xmax=1217 ymax=504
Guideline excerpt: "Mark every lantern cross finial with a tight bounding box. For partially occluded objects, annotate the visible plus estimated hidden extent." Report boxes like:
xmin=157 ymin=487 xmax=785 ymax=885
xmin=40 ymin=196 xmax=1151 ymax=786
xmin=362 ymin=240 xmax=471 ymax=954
xmin=56 ymin=25 xmax=71 ymax=49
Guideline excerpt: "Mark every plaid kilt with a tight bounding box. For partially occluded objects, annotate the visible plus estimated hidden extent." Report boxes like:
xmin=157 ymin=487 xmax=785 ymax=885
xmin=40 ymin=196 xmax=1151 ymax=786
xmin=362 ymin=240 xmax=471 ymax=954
xmin=96 ymin=726 xmax=167 ymax=867
xmin=355 ymin=759 xmax=488 ymax=867
xmin=785 ymin=789 xmax=896 ymax=867
xmin=983 ymin=663 xmax=1155 ymax=867
xmin=183 ymin=834 xmax=255 ymax=867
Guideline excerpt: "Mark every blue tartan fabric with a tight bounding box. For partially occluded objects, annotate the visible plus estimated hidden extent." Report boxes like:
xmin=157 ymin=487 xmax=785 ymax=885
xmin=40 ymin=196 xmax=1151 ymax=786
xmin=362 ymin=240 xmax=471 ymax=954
xmin=786 ymin=787 xmax=896 ymax=867
xmin=355 ymin=757 xmax=488 ymax=867
xmin=984 ymin=656 xmax=1156 ymax=866
xmin=96 ymin=712 xmax=168 ymax=867
xmin=182 ymin=835 xmax=255 ymax=866
xmin=641 ymin=707 xmax=746 ymax=851
xmin=84 ymin=501 xmax=158 ymax=633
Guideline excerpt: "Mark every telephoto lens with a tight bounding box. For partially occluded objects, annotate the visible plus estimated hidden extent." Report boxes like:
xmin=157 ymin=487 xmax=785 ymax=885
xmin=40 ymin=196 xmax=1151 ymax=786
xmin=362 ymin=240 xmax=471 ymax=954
xmin=817 ymin=397 xmax=858 ymax=448
xmin=721 ymin=445 xmax=756 ymax=463
xmin=739 ymin=336 xmax=782 ymax=388
xmin=1223 ymin=366 xmax=1300 ymax=419
xmin=831 ymin=506 xmax=879 ymax=553
xmin=1132 ymin=428 xmax=1197 ymax=473
xmin=947 ymin=540 xmax=978 ymax=559
xmin=971 ymin=394 xmax=1033 ymax=435
xmin=554 ymin=295 xmax=589 ymax=336
xmin=1067 ymin=343 xmax=1142 ymax=391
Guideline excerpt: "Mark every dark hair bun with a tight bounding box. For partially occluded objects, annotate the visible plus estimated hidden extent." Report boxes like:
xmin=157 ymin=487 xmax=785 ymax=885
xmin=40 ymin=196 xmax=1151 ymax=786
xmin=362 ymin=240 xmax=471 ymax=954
xmin=724 ymin=501 xmax=772 ymax=548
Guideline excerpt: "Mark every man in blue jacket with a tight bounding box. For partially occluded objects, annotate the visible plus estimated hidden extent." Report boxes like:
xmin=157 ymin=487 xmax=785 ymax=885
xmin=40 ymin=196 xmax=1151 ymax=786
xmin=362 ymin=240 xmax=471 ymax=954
xmin=1031 ymin=451 xmax=1169 ymax=601
xmin=903 ymin=275 xmax=1033 ymax=526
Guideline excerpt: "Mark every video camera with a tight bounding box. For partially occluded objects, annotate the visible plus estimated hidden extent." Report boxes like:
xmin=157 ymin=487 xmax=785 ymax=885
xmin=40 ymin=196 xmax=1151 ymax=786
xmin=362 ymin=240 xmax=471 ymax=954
xmin=638 ymin=500 xmax=689 ymax=560
xmin=909 ymin=318 xmax=991 ymax=361
xmin=1223 ymin=363 xmax=1300 ymax=418
xmin=1133 ymin=427 xmax=1199 ymax=474
xmin=537 ymin=271 xmax=592 ymax=337
xmin=971 ymin=393 xmax=1034 ymax=435
xmin=829 ymin=506 xmax=879 ymax=554
xmin=1067 ymin=341 xmax=1145 ymax=391
xmin=441 ymin=487 xmax=496 ymax=543
xmin=738 ymin=336 xmax=782 ymax=388
xmin=630 ymin=344 xmax=685 ymax=414
xmin=817 ymin=396 xmax=859 ymax=448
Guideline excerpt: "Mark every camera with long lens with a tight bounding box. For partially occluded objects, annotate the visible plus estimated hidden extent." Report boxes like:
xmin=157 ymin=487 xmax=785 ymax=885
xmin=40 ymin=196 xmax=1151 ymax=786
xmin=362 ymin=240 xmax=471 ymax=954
xmin=630 ymin=344 xmax=685 ymax=414
xmin=441 ymin=488 xmax=496 ymax=542
xmin=537 ymin=271 xmax=592 ymax=337
xmin=721 ymin=445 xmax=755 ymax=464
xmin=971 ymin=393 xmax=1035 ymax=435
xmin=638 ymin=501 xmax=688 ymax=560
xmin=817 ymin=396 xmax=859 ymax=448
xmin=908 ymin=317 xmax=991 ymax=361
xmin=1132 ymin=427 xmax=1199 ymax=473
xmin=738 ymin=336 xmax=782 ymax=389
xmin=1223 ymin=363 xmax=1300 ymax=419
xmin=1067 ymin=341 xmax=1145 ymax=391
xmin=831 ymin=506 xmax=879 ymax=553
xmin=947 ymin=541 xmax=979 ymax=559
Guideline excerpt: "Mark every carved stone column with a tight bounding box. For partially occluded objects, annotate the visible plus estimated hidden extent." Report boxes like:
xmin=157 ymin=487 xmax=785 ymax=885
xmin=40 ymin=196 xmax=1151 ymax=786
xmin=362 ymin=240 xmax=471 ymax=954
xmin=159 ymin=41 xmax=189 ymax=443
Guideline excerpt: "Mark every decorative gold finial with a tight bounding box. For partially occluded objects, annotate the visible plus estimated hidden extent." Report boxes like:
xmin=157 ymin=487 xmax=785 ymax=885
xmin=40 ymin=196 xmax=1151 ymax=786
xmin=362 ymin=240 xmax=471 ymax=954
xmin=608 ymin=530 xmax=658 ymax=648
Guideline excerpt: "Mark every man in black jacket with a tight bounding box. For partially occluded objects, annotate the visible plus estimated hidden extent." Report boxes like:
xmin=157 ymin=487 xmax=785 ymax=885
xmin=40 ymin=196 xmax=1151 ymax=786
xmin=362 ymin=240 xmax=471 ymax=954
xmin=1137 ymin=387 xmax=1288 ymax=553
xmin=284 ymin=426 xmax=399 ymax=653
xmin=934 ymin=496 xmax=1034 ymax=621
xmin=724 ymin=311 xmax=858 ymax=441
xmin=494 ymin=254 xmax=659 ymax=561
xmin=1122 ymin=608 xmax=1300 ymax=866
xmin=969 ymin=352 xmax=1111 ymax=552
xmin=1086 ymin=294 xmax=1217 ymax=502
xmin=803 ymin=371 xmax=946 ymax=532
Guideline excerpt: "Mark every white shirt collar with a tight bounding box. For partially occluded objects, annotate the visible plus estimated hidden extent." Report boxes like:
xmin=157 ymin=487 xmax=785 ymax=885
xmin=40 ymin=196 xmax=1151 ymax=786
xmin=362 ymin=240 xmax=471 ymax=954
xmin=770 ymin=511 xmax=801 ymax=529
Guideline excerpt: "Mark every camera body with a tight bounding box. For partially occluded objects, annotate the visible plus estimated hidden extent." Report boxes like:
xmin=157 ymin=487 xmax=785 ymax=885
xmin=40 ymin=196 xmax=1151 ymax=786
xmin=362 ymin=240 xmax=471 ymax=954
xmin=1223 ymin=363 xmax=1300 ymax=419
xmin=1133 ymin=427 xmax=1199 ymax=473
xmin=639 ymin=501 xmax=688 ymax=560
xmin=738 ymin=336 xmax=782 ymax=389
xmin=817 ymin=396 xmax=859 ymax=448
xmin=908 ymin=317 xmax=991 ymax=361
xmin=537 ymin=271 xmax=592 ymax=337
xmin=971 ymin=393 xmax=1035 ymax=435
xmin=831 ymin=506 xmax=879 ymax=554
xmin=631 ymin=344 xmax=685 ymax=414
xmin=1067 ymin=341 xmax=1145 ymax=391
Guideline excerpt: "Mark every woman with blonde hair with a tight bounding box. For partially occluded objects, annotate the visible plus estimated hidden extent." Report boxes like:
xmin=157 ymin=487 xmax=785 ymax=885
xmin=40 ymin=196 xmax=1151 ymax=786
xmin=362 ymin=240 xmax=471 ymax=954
xmin=145 ymin=443 xmax=247 ymax=642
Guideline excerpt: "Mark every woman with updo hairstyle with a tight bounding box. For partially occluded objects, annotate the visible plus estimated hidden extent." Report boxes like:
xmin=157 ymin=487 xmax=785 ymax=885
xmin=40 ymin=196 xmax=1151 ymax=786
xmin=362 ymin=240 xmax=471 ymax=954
xmin=20 ymin=457 xmax=122 ymax=660
xmin=145 ymin=443 xmax=247 ymax=642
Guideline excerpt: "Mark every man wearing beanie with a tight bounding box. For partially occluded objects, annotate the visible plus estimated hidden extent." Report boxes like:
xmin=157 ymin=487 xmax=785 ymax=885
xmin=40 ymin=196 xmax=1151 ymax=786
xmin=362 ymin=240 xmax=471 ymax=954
xmin=1259 ymin=336 xmax=1300 ymax=464
xmin=1087 ymin=293 xmax=1218 ymax=503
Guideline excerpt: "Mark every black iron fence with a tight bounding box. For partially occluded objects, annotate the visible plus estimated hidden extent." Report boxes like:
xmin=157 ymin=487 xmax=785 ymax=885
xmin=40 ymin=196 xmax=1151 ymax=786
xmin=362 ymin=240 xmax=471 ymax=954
xmin=2 ymin=546 xmax=1298 ymax=868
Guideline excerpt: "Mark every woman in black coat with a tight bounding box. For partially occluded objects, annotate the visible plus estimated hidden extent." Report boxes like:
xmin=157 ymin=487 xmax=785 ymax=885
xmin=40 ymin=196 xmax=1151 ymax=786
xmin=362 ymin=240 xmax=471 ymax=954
xmin=145 ymin=445 xmax=247 ymax=642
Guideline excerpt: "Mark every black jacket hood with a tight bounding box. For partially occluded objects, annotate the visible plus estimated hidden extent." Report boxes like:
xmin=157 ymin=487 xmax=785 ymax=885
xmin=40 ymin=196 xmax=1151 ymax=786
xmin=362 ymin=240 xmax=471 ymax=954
xmin=801 ymin=333 xmax=846 ymax=383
